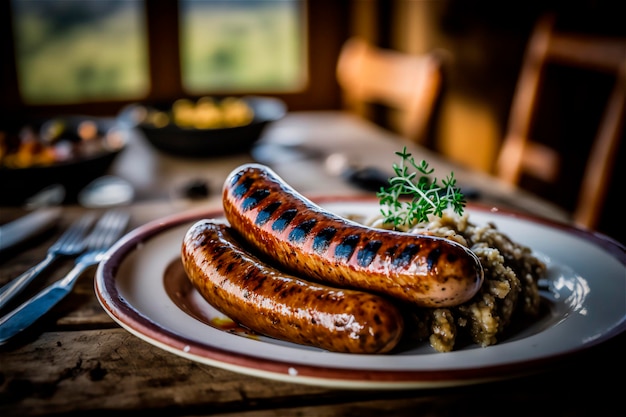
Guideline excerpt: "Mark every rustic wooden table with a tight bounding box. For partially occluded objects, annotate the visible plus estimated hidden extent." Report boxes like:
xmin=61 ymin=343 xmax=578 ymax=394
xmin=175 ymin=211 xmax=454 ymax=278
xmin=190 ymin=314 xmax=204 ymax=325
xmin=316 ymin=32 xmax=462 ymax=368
xmin=1 ymin=112 xmax=624 ymax=416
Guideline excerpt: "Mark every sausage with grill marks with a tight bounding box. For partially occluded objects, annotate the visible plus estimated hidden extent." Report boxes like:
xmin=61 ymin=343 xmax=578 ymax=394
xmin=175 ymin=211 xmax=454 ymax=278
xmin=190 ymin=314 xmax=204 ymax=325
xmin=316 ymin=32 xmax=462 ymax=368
xmin=222 ymin=163 xmax=484 ymax=308
xmin=182 ymin=219 xmax=404 ymax=354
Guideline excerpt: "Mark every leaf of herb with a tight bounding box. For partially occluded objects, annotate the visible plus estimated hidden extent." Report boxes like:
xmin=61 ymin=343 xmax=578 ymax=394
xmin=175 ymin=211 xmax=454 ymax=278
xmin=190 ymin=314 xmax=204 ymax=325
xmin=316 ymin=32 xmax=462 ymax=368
xmin=376 ymin=146 xmax=466 ymax=228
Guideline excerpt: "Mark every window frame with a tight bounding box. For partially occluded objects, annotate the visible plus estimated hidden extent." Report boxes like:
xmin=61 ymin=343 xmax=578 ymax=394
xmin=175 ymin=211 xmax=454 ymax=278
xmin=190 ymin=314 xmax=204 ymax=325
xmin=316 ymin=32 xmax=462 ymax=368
xmin=0 ymin=0 xmax=349 ymax=121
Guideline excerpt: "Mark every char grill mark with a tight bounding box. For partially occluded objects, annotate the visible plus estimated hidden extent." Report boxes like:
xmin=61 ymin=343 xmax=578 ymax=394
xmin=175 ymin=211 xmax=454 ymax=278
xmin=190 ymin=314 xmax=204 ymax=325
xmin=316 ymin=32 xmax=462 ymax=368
xmin=242 ymin=189 xmax=270 ymax=211
xmin=393 ymin=244 xmax=420 ymax=269
xmin=288 ymin=219 xmax=318 ymax=244
xmin=357 ymin=240 xmax=383 ymax=267
xmin=427 ymin=247 xmax=442 ymax=270
xmin=232 ymin=174 xmax=253 ymax=198
xmin=255 ymin=201 xmax=282 ymax=226
xmin=211 ymin=243 xmax=228 ymax=271
xmin=250 ymin=274 xmax=267 ymax=292
xmin=272 ymin=209 xmax=298 ymax=232
xmin=276 ymin=281 xmax=300 ymax=298
xmin=444 ymin=250 xmax=459 ymax=263
xmin=334 ymin=234 xmax=360 ymax=260
xmin=313 ymin=227 xmax=337 ymax=254
xmin=385 ymin=244 xmax=399 ymax=258
xmin=224 ymin=254 xmax=237 ymax=274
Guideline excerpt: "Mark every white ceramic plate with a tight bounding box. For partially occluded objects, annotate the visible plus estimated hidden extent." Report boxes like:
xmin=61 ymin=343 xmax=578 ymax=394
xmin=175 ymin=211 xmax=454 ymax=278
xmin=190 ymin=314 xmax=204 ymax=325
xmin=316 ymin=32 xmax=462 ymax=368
xmin=95 ymin=196 xmax=626 ymax=389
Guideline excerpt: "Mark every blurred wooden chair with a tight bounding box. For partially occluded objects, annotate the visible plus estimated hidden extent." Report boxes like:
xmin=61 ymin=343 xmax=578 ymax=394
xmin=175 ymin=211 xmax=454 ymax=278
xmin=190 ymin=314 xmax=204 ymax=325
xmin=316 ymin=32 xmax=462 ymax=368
xmin=336 ymin=37 xmax=445 ymax=145
xmin=495 ymin=14 xmax=625 ymax=230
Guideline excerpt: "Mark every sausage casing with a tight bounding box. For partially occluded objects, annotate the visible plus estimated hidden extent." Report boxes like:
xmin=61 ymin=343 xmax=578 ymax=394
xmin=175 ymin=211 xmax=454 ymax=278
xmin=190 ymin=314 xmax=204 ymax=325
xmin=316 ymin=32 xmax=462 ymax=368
xmin=222 ymin=163 xmax=484 ymax=308
xmin=181 ymin=219 xmax=404 ymax=354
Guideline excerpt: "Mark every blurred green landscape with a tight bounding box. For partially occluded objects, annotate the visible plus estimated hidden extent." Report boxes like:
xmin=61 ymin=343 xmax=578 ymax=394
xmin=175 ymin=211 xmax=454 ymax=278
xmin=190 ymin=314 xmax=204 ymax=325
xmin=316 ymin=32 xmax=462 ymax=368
xmin=12 ymin=0 xmax=303 ymax=105
xmin=181 ymin=0 xmax=304 ymax=93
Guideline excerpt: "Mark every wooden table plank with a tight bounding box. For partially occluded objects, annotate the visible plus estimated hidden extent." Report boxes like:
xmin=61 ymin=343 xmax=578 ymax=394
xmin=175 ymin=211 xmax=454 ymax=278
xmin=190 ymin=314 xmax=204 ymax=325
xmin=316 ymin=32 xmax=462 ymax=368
xmin=1 ymin=328 xmax=623 ymax=416
xmin=0 ymin=328 xmax=331 ymax=416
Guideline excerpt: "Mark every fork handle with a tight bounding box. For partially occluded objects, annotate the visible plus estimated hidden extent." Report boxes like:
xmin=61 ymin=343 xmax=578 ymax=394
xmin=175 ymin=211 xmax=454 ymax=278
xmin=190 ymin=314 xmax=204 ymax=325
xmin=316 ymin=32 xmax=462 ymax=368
xmin=0 ymin=253 xmax=58 ymax=311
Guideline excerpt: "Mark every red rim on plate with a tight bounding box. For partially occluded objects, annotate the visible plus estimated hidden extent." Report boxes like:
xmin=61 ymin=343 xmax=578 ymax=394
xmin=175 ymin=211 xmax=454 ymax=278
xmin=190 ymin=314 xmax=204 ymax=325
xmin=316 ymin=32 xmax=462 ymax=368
xmin=95 ymin=196 xmax=626 ymax=389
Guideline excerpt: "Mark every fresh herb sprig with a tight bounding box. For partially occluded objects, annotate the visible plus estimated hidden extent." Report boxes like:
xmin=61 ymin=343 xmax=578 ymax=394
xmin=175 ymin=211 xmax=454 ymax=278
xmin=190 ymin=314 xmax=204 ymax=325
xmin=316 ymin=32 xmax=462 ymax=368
xmin=377 ymin=147 xmax=466 ymax=228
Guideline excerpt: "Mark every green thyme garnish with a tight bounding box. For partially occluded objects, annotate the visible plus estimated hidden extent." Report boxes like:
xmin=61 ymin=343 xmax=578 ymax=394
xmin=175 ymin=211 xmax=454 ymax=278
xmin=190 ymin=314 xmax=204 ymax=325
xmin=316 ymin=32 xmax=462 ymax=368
xmin=377 ymin=146 xmax=466 ymax=228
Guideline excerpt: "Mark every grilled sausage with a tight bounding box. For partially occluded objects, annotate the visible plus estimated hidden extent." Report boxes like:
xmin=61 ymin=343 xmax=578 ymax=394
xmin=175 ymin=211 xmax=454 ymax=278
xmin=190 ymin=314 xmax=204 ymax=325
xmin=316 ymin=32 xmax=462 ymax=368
xmin=222 ymin=163 xmax=484 ymax=308
xmin=182 ymin=220 xmax=404 ymax=354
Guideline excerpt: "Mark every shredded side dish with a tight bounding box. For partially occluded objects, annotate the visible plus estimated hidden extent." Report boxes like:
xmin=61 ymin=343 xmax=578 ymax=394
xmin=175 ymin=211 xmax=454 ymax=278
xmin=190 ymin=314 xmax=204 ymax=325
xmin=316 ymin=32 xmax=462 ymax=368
xmin=360 ymin=209 xmax=545 ymax=352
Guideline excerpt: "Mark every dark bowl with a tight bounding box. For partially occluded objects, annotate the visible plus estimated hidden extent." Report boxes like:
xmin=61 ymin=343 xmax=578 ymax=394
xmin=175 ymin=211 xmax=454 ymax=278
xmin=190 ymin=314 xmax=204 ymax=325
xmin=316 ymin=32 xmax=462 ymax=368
xmin=0 ymin=116 xmax=127 ymax=206
xmin=118 ymin=96 xmax=287 ymax=157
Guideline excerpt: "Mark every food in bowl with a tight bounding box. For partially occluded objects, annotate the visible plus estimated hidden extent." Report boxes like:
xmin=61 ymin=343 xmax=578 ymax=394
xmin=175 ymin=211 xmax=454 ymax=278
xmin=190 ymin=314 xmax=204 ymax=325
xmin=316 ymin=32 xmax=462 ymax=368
xmin=119 ymin=95 xmax=286 ymax=157
xmin=0 ymin=117 xmax=125 ymax=169
xmin=139 ymin=96 xmax=255 ymax=130
xmin=0 ymin=116 xmax=126 ymax=205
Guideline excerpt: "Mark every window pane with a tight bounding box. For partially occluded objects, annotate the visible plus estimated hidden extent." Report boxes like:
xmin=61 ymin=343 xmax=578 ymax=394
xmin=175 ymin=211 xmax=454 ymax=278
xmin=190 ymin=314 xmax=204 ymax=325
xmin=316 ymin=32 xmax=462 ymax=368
xmin=11 ymin=0 xmax=149 ymax=105
xmin=180 ymin=0 xmax=306 ymax=94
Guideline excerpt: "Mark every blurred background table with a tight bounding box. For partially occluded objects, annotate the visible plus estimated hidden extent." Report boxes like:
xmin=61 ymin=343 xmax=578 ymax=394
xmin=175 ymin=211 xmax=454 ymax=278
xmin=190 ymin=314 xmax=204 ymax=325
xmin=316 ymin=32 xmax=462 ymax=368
xmin=110 ymin=111 xmax=573 ymax=222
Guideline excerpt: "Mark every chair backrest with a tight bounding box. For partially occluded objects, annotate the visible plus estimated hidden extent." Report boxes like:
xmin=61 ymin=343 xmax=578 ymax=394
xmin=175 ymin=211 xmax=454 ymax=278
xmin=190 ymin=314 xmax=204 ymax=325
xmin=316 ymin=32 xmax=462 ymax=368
xmin=336 ymin=37 xmax=445 ymax=145
xmin=495 ymin=14 xmax=626 ymax=230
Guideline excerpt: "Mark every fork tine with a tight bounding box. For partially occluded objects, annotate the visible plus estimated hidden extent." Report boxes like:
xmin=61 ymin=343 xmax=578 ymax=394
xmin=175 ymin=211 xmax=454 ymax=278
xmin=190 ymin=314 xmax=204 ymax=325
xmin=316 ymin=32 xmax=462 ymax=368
xmin=0 ymin=212 xmax=97 ymax=310
xmin=86 ymin=210 xmax=130 ymax=251
xmin=50 ymin=213 xmax=96 ymax=252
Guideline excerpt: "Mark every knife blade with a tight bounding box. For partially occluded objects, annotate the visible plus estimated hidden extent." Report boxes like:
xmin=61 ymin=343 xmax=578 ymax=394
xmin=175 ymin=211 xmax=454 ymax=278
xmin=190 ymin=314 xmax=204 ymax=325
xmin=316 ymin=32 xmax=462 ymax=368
xmin=0 ymin=207 xmax=62 ymax=253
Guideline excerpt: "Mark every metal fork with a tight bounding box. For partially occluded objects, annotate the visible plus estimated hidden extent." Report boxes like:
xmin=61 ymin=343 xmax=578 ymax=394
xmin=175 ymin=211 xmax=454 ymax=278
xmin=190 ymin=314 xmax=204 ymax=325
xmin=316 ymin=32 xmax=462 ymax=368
xmin=0 ymin=209 xmax=130 ymax=344
xmin=0 ymin=212 xmax=97 ymax=310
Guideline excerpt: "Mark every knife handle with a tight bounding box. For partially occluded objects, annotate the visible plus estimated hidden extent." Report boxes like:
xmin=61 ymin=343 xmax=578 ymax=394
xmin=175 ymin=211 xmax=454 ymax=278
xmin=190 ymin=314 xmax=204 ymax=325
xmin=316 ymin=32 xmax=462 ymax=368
xmin=0 ymin=253 xmax=58 ymax=311
xmin=0 ymin=208 xmax=60 ymax=252
xmin=0 ymin=262 xmax=85 ymax=345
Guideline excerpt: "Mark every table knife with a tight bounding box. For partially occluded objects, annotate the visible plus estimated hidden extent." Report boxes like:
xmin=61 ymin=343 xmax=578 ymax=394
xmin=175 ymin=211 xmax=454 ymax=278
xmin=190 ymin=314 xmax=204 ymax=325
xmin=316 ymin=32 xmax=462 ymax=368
xmin=0 ymin=208 xmax=61 ymax=253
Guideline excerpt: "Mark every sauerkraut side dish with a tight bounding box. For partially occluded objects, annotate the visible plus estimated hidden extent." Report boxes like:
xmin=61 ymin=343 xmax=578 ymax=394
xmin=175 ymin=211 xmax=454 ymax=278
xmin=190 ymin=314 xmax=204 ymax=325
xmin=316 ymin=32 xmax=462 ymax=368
xmin=359 ymin=209 xmax=545 ymax=352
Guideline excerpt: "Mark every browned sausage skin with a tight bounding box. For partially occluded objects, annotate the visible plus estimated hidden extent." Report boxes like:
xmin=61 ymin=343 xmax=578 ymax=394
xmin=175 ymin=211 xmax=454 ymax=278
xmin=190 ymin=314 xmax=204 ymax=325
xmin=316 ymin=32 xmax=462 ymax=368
xmin=182 ymin=219 xmax=404 ymax=354
xmin=222 ymin=163 xmax=484 ymax=308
